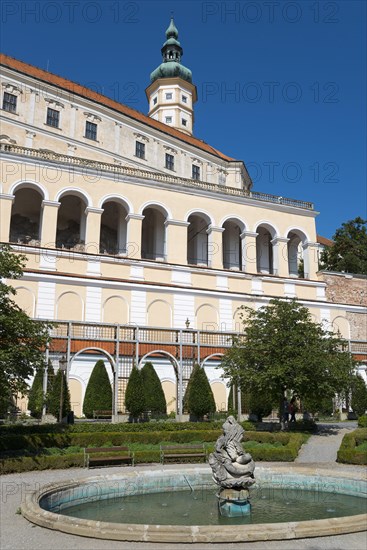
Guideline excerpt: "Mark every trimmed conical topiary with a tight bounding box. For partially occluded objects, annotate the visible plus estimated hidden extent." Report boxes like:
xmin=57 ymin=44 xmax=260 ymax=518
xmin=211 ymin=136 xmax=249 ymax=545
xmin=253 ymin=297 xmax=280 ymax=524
xmin=48 ymin=369 xmax=71 ymax=420
xmin=186 ymin=363 xmax=216 ymax=419
xmin=141 ymin=361 xmax=166 ymax=415
xmin=125 ymin=365 xmax=145 ymax=420
xmin=83 ymin=360 xmax=112 ymax=419
xmin=28 ymin=367 xmax=44 ymax=418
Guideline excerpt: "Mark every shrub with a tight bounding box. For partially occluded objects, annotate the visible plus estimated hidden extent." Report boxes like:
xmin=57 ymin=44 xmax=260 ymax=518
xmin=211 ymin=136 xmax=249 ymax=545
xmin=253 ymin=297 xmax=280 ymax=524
xmin=186 ymin=364 xmax=216 ymax=419
xmin=337 ymin=428 xmax=367 ymax=465
xmin=141 ymin=362 xmax=166 ymax=415
xmin=358 ymin=414 xmax=367 ymax=428
xmin=83 ymin=360 xmax=112 ymax=419
xmin=47 ymin=370 xmax=71 ymax=420
xmin=27 ymin=368 xmax=44 ymax=418
xmin=125 ymin=366 xmax=145 ymax=420
xmin=351 ymin=374 xmax=367 ymax=417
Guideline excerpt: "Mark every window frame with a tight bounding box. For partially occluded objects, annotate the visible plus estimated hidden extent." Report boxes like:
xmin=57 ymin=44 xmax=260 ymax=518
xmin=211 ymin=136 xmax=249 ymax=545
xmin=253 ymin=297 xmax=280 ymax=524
xmin=46 ymin=107 xmax=60 ymax=128
xmin=192 ymin=164 xmax=200 ymax=181
xmin=165 ymin=116 xmax=172 ymax=124
xmin=135 ymin=140 xmax=145 ymax=159
xmin=165 ymin=153 xmax=175 ymax=171
xmin=165 ymin=92 xmax=173 ymax=100
xmin=85 ymin=120 xmax=97 ymax=141
xmin=3 ymin=92 xmax=17 ymax=113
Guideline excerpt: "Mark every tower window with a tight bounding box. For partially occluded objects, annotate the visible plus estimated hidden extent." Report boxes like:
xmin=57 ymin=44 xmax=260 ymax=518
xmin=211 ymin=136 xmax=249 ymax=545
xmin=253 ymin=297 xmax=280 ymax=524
xmin=165 ymin=93 xmax=173 ymax=100
xmin=135 ymin=141 xmax=145 ymax=159
xmin=46 ymin=108 xmax=60 ymax=128
xmin=85 ymin=121 xmax=97 ymax=141
xmin=182 ymin=95 xmax=187 ymax=103
xmin=165 ymin=116 xmax=172 ymax=124
xmin=153 ymin=97 xmax=157 ymax=105
xmin=192 ymin=165 xmax=200 ymax=180
xmin=165 ymin=153 xmax=174 ymax=171
xmin=3 ymin=92 xmax=17 ymax=113
xmin=182 ymin=119 xmax=187 ymax=127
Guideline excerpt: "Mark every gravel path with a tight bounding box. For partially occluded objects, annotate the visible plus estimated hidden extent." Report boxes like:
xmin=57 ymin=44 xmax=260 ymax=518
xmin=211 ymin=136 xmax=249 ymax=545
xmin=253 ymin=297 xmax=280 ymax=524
xmin=1 ymin=461 xmax=366 ymax=550
xmin=296 ymin=423 xmax=357 ymax=464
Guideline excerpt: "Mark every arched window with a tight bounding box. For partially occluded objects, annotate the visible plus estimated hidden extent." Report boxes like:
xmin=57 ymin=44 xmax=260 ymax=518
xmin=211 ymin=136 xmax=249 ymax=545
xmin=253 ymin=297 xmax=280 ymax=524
xmin=56 ymin=194 xmax=87 ymax=250
xmin=287 ymin=230 xmax=306 ymax=277
xmin=100 ymin=201 xmax=128 ymax=255
xmin=222 ymin=219 xmax=243 ymax=270
xmin=141 ymin=207 xmax=166 ymax=260
xmin=187 ymin=214 xmax=209 ymax=266
xmin=256 ymin=225 xmax=275 ymax=274
xmin=10 ymin=187 xmax=43 ymax=244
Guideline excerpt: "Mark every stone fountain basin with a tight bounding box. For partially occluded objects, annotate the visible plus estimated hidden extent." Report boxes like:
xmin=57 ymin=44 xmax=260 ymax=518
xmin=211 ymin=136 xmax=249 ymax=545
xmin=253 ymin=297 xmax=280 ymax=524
xmin=21 ymin=465 xmax=367 ymax=543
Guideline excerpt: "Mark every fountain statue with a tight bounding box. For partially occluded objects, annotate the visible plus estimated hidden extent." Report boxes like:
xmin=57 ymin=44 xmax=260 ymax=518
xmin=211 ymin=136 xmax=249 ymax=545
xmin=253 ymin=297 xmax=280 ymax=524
xmin=208 ymin=415 xmax=255 ymax=517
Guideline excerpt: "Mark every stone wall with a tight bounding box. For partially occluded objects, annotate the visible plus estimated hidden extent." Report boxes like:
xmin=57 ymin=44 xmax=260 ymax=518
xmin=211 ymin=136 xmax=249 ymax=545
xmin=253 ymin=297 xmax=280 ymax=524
xmin=319 ymin=272 xmax=367 ymax=306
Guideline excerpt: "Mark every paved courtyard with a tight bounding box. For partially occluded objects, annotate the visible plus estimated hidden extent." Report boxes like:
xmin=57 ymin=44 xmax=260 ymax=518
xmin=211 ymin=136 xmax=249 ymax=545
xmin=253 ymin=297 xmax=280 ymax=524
xmin=1 ymin=423 xmax=366 ymax=550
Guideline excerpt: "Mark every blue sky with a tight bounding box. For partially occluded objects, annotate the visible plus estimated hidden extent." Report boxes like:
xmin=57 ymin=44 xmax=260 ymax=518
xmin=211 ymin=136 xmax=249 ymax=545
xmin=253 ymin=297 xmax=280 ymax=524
xmin=1 ymin=0 xmax=366 ymax=238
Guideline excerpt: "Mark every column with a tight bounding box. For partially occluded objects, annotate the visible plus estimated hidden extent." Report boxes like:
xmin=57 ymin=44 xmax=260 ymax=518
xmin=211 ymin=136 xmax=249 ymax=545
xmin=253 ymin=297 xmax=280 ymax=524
xmin=0 ymin=194 xmax=14 ymax=242
xmin=27 ymin=89 xmax=38 ymax=125
xmin=84 ymin=207 xmax=104 ymax=254
xmin=303 ymin=241 xmax=319 ymax=280
xmin=207 ymin=225 xmax=224 ymax=269
xmin=165 ymin=219 xmax=189 ymax=265
xmin=271 ymin=237 xmax=289 ymax=277
xmin=40 ymin=200 xmax=60 ymax=247
xmin=240 ymin=230 xmax=258 ymax=273
xmin=70 ymin=104 xmax=78 ymax=139
xmin=126 ymin=213 xmax=144 ymax=259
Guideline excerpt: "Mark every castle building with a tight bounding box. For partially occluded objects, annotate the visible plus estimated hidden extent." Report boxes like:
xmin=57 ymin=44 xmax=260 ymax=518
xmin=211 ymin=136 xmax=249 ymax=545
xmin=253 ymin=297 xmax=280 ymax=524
xmin=0 ymin=20 xmax=366 ymax=418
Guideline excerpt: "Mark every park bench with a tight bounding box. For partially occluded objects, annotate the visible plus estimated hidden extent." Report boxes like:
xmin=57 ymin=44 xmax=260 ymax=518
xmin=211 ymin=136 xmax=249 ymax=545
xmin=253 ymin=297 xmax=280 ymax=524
xmin=93 ymin=410 xmax=112 ymax=419
xmin=84 ymin=446 xmax=134 ymax=468
xmin=160 ymin=444 xmax=207 ymax=464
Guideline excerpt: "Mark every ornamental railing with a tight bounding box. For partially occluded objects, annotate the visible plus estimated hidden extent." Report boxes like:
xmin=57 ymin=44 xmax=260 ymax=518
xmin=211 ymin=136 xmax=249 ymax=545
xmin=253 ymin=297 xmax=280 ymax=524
xmin=0 ymin=143 xmax=314 ymax=210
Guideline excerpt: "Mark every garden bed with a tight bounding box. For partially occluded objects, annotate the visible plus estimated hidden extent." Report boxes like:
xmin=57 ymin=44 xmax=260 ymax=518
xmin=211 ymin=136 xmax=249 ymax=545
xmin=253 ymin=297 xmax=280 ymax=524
xmin=337 ymin=428 xmax=367 ymax=465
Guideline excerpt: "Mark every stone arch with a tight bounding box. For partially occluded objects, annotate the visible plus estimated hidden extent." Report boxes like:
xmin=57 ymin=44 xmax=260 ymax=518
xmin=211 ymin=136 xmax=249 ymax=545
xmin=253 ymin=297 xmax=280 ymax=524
xmin=139 ymin=201 xmax=171 ymax=219
xmin=102 ymin=295 xmax=129 ymax=324
xmin=9 ymin=180 xmax=48 ymax=200
xmin=56 ymin=291 xmax=84 ymax=321
xmin=13 ymin=286 xmax=36 ymax=316
xmin=9 ymin=185 xmax=44 ymax=244
xmin=98 ymin=195 xmax=132 ymax=213
xmin=255 ymin=222 xmax=278 ymax=274
xmin=100 ymin=199 xmax=129 ymax=255
xmin=138 ymin=351 xmax=180 ymax=413
xmin=55 ymin=187 xmax=92 ymax=207
xmin=332 ymin=316 xmax=351 ymax=339
xmin=222 ymin=217 xmax=245 ymax=270
xmin=141 ymin=205 xmax=168 ymax=260
xmin=195 ymin=304 xmax=219 ymax=331
xmin=56 ymin=192 xmax=88 ymax=249
xmin=147 ymin=299 xmax=172 ymax=327
xmin=187 ymin=211 xmax=213 ymax=266
xmin=286 ymin=228 xmax=308 ymax=277
xmin=138 ymin=350 xmax=179 ymax=375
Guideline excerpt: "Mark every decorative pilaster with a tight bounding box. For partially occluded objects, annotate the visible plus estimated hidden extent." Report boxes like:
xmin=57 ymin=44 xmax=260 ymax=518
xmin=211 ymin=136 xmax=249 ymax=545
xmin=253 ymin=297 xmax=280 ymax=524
xmin=126 ymin=214 xmax=144 ymax=259
xmin=240 ymin=230 xmax=258 ymax=273
xmin=84 ymin=207 xmax=104 ymax=253
xmin=303 ymin=241 xmax=319 ymax=280
xmin=271 ymin=237 xmax=289 ymax=277
xmin=0 ymin=194 xmax=14 ymax=242
xmin=40 ymin=200 xmax=60 ymax=247
xmin=207 ymin=225 xmax=224 ymax=269
xmin=25 ymin=130 xmax=36 ymax=148
xmin=165 ymin=219 xmax=189 ymax=265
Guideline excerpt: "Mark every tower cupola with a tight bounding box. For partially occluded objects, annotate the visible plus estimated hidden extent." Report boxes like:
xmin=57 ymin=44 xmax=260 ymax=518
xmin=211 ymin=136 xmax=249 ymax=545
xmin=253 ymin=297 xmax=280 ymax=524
xmin=146 ymin=18 xmax=197 ymax=136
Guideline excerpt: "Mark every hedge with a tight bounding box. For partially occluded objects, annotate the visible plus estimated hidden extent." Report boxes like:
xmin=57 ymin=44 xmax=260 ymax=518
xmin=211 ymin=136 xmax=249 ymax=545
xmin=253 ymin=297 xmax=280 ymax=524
xmin=357 ymin=415 xmax=367 ymax=428
xmin=337 ymin=428 xmax=367 ymax=465
xmin=0 ymin=453 xmax=84 ymax=475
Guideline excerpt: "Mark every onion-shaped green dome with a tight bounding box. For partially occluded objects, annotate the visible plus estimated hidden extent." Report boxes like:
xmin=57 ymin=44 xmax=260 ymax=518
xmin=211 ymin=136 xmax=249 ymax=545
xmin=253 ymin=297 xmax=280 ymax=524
xmin=150 ymin=18 xmax=193 ymax=84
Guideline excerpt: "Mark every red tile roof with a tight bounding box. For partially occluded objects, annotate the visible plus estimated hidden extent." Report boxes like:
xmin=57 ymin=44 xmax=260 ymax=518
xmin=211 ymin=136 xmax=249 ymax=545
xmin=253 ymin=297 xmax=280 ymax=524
xmin=0 ymin=53 xmax=234 ymax=162
xmin=317 ymin=235 xmax=333 ymax=247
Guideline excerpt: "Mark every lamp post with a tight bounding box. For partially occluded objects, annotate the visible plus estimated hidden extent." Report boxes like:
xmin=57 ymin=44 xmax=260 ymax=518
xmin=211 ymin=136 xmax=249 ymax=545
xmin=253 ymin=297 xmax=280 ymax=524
xmin=185 ymin=318 xmax=190 ymax=329
xmin=58 ymin=355 xmax=67 ymax=423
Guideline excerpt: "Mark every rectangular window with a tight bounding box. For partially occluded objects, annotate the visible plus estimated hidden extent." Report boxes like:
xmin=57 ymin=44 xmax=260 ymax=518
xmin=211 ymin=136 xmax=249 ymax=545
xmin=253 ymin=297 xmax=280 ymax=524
xmin=135 ymin=141 xmax=145 ymax=159
xmin=182 ymin=119 xmax=187 ymax=127
xmin=165 ymin=153 xmax=174 ymax=171
xmin=165 ymin=116 xmax=172 ymax=124
xmin=85 ymin=121 xmax=97 ymax=140
xmin=182 ymin=95 xmax=187 ymax=103
xmin=153 ymin=97 xmax=157 ymax=105
xmin=165 ymin=93 xmax=173 ymax=100
xmin=3 ymin=92 xmax=17 ymax=113
xmin=192 ymin=165 xmax=200 ymax=180
xmin=46 ymin=107 xmax=60 ymax=128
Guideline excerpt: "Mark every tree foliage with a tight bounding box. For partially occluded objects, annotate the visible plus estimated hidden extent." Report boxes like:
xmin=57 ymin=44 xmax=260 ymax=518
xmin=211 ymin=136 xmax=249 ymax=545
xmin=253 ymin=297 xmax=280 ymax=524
xmin=47 ymin=370 xmax=71 ymax=420
xmin=125 ymin=366 xmax=145 ymax=419
xmin=141 ymin=362 xmax=166 ymax=415
xmin=0 ymin=245 xmax=52 ymax=402
xmin=320 ymin=217 xmax=367 ymax=274
xmin=228 ymin=385 xmax=274 ymax=420
xmin=186 ymin=363 xmax=216 ymax=419
xmin=351 ymin=374 xmax=367 ymax=417
xmin=221 ymin=299 xmax=354 ymax=419
xmin=28 ymin=368 xmax=44 ymax=418
xmin=83 ymin=360 xmax=112 ymax=418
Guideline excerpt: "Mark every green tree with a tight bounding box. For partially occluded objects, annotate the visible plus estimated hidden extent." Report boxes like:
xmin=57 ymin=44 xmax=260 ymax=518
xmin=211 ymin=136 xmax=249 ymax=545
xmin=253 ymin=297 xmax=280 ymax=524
xmin=351 ymin=374 xmax=367 ymax=417
xmin=125 ymin=366 xmax=145 ymax=420
xmin=83 ymin=360 xmax=112 ymax=418
xmin=0 ymin=245 xmax=52 ymax=402
xmin=228 ymin=385 xmax=274 ymax=420
xmin=186 ymin=363 xmax=216 ymax=419
xmin=141 ymin=362 xmax=166 ymax=415
xmin=320 ymin=217 xmax=367 ymax=274
xmin=221 ymin=299 xmax=354 ymax=423
xmin=47 ymin=370 xmax=71 ymax=420
xmin=28 ymin=368 xmax=44 ymax=418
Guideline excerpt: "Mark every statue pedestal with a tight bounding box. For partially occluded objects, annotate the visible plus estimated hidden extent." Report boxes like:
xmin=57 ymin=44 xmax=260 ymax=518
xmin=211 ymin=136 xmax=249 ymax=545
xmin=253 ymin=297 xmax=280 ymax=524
xmin=217 ymin=488 xmax=251 ymax=517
